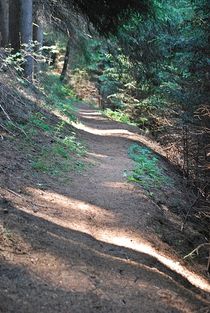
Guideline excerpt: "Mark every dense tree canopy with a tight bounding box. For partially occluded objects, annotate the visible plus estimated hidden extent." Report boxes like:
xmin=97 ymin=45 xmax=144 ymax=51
xmin=38 ymin=0 xmax=151 ymax=34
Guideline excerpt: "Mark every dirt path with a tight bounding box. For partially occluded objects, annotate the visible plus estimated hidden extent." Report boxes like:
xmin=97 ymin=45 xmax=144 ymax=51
xmin=1 ymin=103 xmax=210 ymax=313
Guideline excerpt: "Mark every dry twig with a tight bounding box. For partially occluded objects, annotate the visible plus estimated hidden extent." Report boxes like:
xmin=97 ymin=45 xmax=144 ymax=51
xmin=0 ymin=123 xmax=15 ymax=136
xmin=181 ymin=184 xmax=208 ymax=231
xmin=0 ymin=103 xmax=27 ymax=136
xmin=184 ymin=243 xmax=210 ymax=272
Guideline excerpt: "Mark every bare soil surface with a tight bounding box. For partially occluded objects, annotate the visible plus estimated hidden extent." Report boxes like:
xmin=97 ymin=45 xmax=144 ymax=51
xmin=1 ymin=102 xmax=210 ymax=313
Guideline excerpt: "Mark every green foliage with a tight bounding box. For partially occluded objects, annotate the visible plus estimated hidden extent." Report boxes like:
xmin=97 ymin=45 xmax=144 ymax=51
xmin=17 ymin=112 xmax=87 ymax=177
xmin=127 ymin=144 xmax=171 ymax=190
xmin=31 ymin=135 xmax=86 ymax=176
xmin=59 ymin=135 xmax=86 ymax=156
xmin=3 ymin=50 xmax=25 ymax=73
xmin=32 ymin=159 xmax=49 ymax=173
xmin=103 ymin=108 xmax=136 ymax=125
xmin=29 ymin=113 xmax=54 ymax=132
xmin=9 ymin=71 xmax=88 ymax=178
xmin=69 ymin=0 xmax=209 ymax=132
xmin=31 ymin=121 xmax=86 ymax=177
xmin=1 ymin=42 xmax=56 ymax=75
xmin=40 ymin=73 xmax=78 ymax=122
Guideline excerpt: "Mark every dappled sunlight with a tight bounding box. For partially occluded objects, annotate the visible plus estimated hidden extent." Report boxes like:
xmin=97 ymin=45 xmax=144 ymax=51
xmin=79 ymin=110 xmax=101 ymax=116
xmin=72 ymin=112 xmax=165 ymax=157
xmin=15 ymin=204 xmax=107 ymax=261
xmin=102 ymin=181 xmax=143 ymax=191
xmin=1 ymin=1 xmax=208 ymax=309
xmin=18 ymin=187 xmax=210 ymax=293
xmin=87 ymin=152 xmax=109 ymax=159
xmin=79 ymin=112 xmax=107 ymax=121
xmin=24 ymin=187 xmax=115 ymax=224
xmin=97 ymin=230 xmax=210 ymax=293
xmin=101 ymin=181 xmax=149 ymax=196
xmin=16 ymin=236 xmax=174 ymax=296
xmin=73 ymin=121 xmax=135 ymax=137
xmin=1 ymin=95 xmax=208 ymax=311
xmin=81 ymin=115 xmax=104 ymax=119
xmin=17 ymin=202 xmax=108 ymax=239
xmin=16 ymin=192 xmax=210 ymax=293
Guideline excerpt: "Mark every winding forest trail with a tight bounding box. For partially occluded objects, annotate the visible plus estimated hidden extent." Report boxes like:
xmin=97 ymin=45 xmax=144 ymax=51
xmin=1 ymin=103 xmax=210 ymax=313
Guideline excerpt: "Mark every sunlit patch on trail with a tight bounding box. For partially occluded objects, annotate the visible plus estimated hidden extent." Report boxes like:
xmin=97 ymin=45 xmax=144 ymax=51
xmin=79 ymin=110 xmax=102 ymax=116
xmin=19 ymin=188 xmax=210 ymax=294
xmin=79 ymin=111 xmax=106 ymax=120
xmin=102 ymin=181 xmax=141 ymax=190
xmin=87 ymin=152 xmax=108 ymax=159
xmin=25 ymin=188 xmax=115 ymax=223
xmin=97 ymin=232 xmax=210 ymax=294
xmin=72 ymin=121 xmax=134 ymax=136
xmin=72 ymin=109 xmax=165 ymax=157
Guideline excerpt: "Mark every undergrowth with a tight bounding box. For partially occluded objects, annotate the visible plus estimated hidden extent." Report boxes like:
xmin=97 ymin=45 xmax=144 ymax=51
xmin=103 ymin=108 xmax=136 ymax=126
xmin=32 ymin=75 xmax=86 ymax=177
xmin=6 ymin=72 xmax=87 ymax=179
xmin=31 ymin=130 xmax=86 ymax=177
xmin=40 ymin=73 xmax=78 ymax=123
xmin=126 ymin=144 xmax=172 ymax=191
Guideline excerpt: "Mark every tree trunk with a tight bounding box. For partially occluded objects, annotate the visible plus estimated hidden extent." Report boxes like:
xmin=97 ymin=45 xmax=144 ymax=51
xmin=60 ymin=38 xmax=71 ymax=82
xmin=20 ymin=0 xmax=33 ymax=80
xmin=33 ymin=22 xmax=43 ymax=49
xmin=9 ymin=0 xmax=20 ymax=51
xmin=33 ymin=16 xmax=43 ymax=76
xmin=0 ymin=0 xmax=9 ymax=47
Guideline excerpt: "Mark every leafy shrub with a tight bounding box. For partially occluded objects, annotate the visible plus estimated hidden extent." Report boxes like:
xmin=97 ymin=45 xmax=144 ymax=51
xmin=29 ymin=113 xmax=54 ymax=132
xmin=127 ymin=144 xmax=172 ymax=190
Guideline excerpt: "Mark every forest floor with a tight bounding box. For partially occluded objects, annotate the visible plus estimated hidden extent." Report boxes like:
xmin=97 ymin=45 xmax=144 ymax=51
xmin=1 ymin=101 xmax=210 ymax=313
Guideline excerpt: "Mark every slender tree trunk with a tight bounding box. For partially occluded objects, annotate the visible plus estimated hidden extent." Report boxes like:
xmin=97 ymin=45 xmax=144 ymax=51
xmin=204 ymin=113 xmax=210 ymax=202
xmin=0 ymin=0 xmax=9 ymax=47
xmin=20 ymin=0 xmax=33 ymax=80
xmin=9 ymin=0 xmax=20 ymax=51
xmin=33 ymin=21 xmax=43 ymax=48
xmin=33 ymin=16 xmax=43 ymax=75
xmin=60 ymin=38 xmax=71 ymax=82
